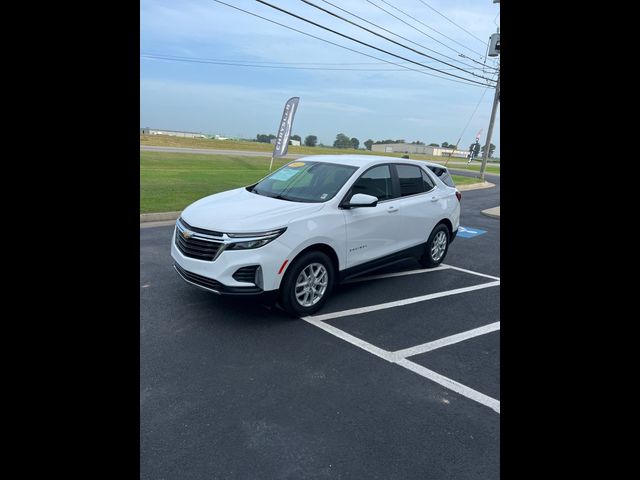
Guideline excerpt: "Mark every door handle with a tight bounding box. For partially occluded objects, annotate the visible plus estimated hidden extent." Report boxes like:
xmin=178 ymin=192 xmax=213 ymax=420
xmin=430 ymin=196 xmax=439 ymax=202
xmin=387 ymin=206 xmax=398 ymax=213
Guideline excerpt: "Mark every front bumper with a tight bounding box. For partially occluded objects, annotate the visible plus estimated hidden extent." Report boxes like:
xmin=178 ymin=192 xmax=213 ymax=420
xmin=171 ymin=224 xmax=291 ymax=293
xmin=174 ymin=262 xmax=261 ymax=294
xmin=173 ymin=262 xmax=279 ymax=303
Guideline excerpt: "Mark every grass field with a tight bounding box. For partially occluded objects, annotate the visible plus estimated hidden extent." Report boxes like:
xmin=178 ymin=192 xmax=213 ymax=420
xmin=447 ymin=163 xmax=501 ymax=175
xmin=140 ymin=134 xmax=501 ymax=165
xmin=140 ymin=151 xmax=484 ymax=213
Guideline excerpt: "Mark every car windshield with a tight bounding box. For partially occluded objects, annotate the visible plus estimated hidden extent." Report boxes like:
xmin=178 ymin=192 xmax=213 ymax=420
xmin=248 ymin=161 xmax=358 ymax=203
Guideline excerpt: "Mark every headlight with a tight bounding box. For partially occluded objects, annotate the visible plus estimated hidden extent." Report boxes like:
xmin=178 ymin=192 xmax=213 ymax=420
xmin=226 ymin=228 xmax=287 ymax=250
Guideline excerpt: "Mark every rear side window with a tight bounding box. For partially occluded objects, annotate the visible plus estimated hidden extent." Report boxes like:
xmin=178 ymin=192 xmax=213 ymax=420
xmin=421 ymin=170 xmax=435 ymax=191
xmin=351 ymin=165 xmax=395 ymax=201
xmin=396 ymin=164 xmax=428 ymax=197
xmin=427 ymin=165 xmax=456 ymax=188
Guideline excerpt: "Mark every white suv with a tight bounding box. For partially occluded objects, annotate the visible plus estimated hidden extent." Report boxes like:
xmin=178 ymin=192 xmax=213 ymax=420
xmin=172 ymin=155 xmax=461 ymax=316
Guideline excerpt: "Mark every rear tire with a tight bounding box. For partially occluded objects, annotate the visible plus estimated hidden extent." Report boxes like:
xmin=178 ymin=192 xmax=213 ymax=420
xmin=279 ymin=251 xmax=335 ymax=317
xmin=420 ymin=224 xmax=450 ymax=268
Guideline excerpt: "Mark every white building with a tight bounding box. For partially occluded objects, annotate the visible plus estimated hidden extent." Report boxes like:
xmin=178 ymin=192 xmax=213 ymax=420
xmin=140 ymin=128 xmax=206 ymax=139
xmin=371 ymin=143 xmax=468 ymax=158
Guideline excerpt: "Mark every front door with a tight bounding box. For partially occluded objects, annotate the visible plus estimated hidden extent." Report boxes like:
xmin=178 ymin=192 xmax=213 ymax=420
xmin=343 ymin=164 xmax=402 ymax=268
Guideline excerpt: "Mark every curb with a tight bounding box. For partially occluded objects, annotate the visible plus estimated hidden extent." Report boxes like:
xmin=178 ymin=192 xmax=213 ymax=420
xmin=457 ymin=181 xmax=495 ymax=192
xmin=140 ymin=211 xmax=181 ymax=223
xmin=481 ymin=206 xmax=500 ymax=219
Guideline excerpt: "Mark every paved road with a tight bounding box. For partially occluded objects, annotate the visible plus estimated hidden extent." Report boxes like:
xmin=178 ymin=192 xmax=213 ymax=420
xmin=140 ymin=145 xmax=500 ymax=169
xmin=140 ymin=178 xmax=500 ymax=479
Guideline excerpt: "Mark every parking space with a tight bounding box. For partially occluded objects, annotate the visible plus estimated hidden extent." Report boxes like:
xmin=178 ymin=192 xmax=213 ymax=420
xmin=322 ymin=286 xmax=500 ymax=351
xmin=302 ymin=260 xmax=500 ymax=414
xmin=140 ymin=174 xmax=500 ymax=479
xmin=314 ymin=264 xmax=496 ymax=316
xmin=410 ymin=330 xmax=500 ymax=401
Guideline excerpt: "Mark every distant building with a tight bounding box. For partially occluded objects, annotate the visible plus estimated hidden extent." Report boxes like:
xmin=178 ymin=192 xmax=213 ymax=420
xmin=140 ymin=128 xmax=206 ymax=139
xmin=371 ymin=143 xmax=468 ymax=158
xmin=270 ymin=139 xmax=301 ymax=147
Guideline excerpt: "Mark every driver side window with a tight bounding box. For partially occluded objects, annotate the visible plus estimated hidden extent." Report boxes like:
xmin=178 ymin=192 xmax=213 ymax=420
xmin=350 ymin=165 xmax=395 ymax=201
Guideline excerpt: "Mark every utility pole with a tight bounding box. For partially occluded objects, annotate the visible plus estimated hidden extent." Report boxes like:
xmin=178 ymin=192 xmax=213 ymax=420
xmin=479 ymin=71 xmax=499 ymax=181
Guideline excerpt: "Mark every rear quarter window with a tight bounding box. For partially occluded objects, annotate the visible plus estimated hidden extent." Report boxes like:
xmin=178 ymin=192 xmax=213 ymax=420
xmin=427 ymin=165 xmax=456 ymax=187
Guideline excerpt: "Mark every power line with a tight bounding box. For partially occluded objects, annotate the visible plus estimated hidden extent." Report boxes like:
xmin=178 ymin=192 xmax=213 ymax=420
xmin=140 ymin=54 xmax=429 ymax=71
xmin=141 ymin=54 xmax=408 ymax=70
xmin=141 ymin=53 xmax=492 ymax=71
xmin=210 ymin=0 xmax=490 ymax=88
xmin=253 ymin=0 xmax=495 ymax=86
xmin=443 ymin=73 xmax=496 ymax=167
xmin=298 ymin=0 xmax=491 ymax=82
xmin=415 ymin=0 xmax=487 ymax=45
xmin=365 ymin=0 xmax=496 ymax=71
xmin=317 ymin=0 xmax=482 ymax=71
xmin=458 ymin=77 xmax=495 ymax=142
xmin=375 ymin=0 xmax=485 ymax=58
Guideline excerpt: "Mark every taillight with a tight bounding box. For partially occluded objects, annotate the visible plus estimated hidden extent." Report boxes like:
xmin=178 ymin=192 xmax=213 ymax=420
xmin=455 ymin=191 xmax=462 ymax=202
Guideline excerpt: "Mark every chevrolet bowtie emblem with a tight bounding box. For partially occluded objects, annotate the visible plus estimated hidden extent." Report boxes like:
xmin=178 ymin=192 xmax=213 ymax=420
xmin=182 ymin=229 xmax=193 ymax=239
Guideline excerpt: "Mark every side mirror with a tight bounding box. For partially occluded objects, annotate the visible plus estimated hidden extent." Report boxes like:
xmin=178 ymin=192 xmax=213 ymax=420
xmin=344 ymin=193 xmax=378 ymax=208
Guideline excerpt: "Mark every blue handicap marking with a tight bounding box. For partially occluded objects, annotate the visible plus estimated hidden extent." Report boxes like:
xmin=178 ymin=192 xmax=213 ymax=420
xmin=457 ymin=226 xmax=487 ymax=238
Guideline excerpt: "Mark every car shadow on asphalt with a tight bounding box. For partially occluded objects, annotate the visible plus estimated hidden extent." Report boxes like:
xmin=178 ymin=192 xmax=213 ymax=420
xmin=185 ymin=289 xmax=294 ymax=324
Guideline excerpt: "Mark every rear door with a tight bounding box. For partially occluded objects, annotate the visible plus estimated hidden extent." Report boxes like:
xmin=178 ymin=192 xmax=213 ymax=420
xmin=390 ymin=163 xmax=442 ymax=251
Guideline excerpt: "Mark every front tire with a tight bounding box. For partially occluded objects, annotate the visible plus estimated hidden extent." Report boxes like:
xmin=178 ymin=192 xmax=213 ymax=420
xmin=279 ymin=251 xmax=335 ymax=317
xmin=420 ymin=224 xmax=450 ymax=268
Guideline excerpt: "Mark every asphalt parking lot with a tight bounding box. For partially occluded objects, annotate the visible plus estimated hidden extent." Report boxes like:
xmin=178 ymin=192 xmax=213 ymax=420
xmin=140 ymin=174 xmax=500 ymax=480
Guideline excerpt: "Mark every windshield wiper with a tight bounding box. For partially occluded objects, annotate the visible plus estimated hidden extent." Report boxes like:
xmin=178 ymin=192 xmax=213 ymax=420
xmin=270 ymin=194 xmax=292 ymax=201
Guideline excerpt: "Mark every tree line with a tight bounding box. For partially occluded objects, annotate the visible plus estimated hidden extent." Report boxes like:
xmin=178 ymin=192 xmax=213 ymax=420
xmin=256 ymin=133 xmax=318 ymax=147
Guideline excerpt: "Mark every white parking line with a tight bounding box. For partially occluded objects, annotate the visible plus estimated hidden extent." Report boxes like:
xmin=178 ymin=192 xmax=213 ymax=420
xmin=395 ymin=358 xmax=500 ymax=413
xmin=342 ymin=265 xmax=451 ymax=284
xmin=342 ymin=264 xmax=499 ymax=285
xmin=442 ymin=264 xmax=500 ymax=281
xmin=390 ymin=322 xmax=500 ymax=361
xmin=301 ymin=316 xmax=501 ymax=413
xmin=302 ymin=316 xmax=392 ymax=361
xmin=303 ymin=281 xmax=500 ymax=322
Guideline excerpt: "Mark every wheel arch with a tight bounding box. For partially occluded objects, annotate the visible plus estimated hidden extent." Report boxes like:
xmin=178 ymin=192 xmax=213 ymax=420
xmin=435 ymin=218 xmax=453 ymax=239
xmin=290 ymin=243 xmax=340 ymax=276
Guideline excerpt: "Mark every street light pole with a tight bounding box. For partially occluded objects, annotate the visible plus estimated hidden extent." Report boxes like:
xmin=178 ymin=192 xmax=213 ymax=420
xmin=479 ymin=71 xmax=499 ymax=181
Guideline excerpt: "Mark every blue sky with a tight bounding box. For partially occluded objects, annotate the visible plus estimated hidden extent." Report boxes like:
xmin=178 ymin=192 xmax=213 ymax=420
xmin=141 ymin=0 xmax=500 ymax=154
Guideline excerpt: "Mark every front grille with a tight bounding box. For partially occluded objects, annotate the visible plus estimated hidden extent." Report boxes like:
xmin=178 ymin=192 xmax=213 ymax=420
xmin=179 ymin=218 xmax=223 ymax=237
xmin=175 ymin=218 xmax=224 ymax=261
xmin=232 ymin=266 xmax=259 ymax=284
xmin=174 ymin=263 xmax=224 ymax=292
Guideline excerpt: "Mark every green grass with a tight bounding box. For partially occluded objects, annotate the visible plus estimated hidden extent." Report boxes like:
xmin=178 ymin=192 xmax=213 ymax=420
xmin=140 ymin=151 xmax=490 ymax=213
xmin=447 ymin=163 xmax=501 ymax=175
xmin=140 ymin=134 xmax=501 ymax=164
xmin=451 ymin=175 xmax=485 ymax=186
xmin=140 ymin=152 xmax=290 ymax=213
xmin=141 ymin=134 xmax=377 ymax=156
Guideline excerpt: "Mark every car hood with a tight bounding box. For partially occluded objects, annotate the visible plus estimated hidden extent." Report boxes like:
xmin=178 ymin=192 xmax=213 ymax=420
xmin=181 ymin=187 xmax=325 ymax=233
